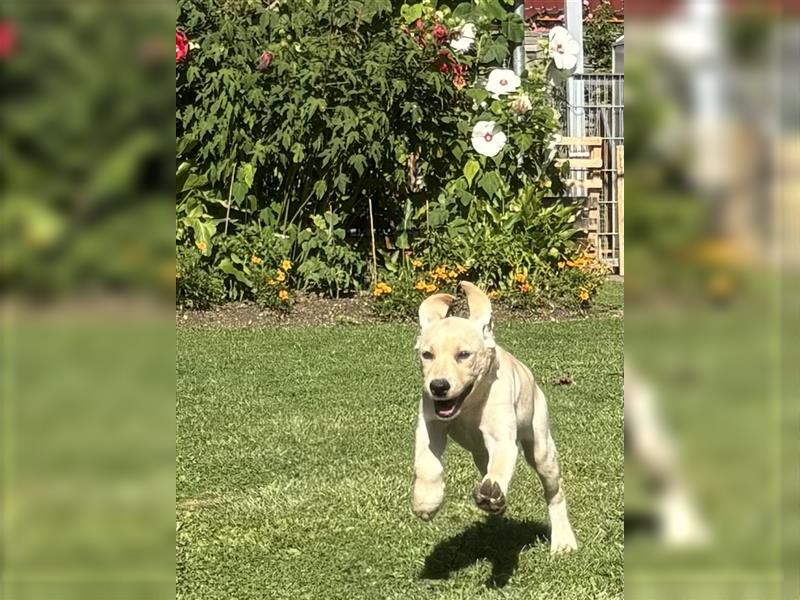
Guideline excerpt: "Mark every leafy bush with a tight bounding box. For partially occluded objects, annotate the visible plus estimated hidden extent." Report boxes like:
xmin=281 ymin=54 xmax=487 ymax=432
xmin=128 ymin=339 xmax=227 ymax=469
xmin=370 ymin=259 xmax=464 ymax=321
xmin=371 ymin=249 xmax=609 ymax=318
xmin=176 ymin=0 xmax=592 ymax=308
xmin=294 ymin=212 xmax=367 ymax=297
xmin=583 ymin=0 xmax=622 ymax=72
xmin=176 ymin=246 xmax=226 ymax=309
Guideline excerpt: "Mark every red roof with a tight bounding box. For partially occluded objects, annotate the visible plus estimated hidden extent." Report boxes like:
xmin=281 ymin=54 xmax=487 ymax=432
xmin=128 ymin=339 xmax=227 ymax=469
xmin=525 ymin=0 xmax=624 ymax=19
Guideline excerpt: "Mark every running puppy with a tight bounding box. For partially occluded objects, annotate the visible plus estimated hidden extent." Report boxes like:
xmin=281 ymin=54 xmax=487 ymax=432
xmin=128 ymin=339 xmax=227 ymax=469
xmin=411 ymin=282 xmax=578 ymax=554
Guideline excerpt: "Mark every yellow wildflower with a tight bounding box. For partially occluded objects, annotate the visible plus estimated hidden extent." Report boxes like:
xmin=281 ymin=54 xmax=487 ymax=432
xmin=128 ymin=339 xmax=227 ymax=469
xmin=578 ymin=288 xmax=590 ymax=302
xmin=275 ymin=269 xmax=286 ymax=282
xmin=487 ymin=290 xmax=499 ymax=299
xmin=425 ymin=283 xmax=437 ymax=293
xmin=456 ymin=264 xmax=466 ymax=274
xmin=514 ymin=272 xmax=527 ymax=284
xmin=557 ymin=261 xmax=565 ymax=270
xmin=372 ymin=282 xmax=393 ymax=297
xmin=278 ymin=290 xmax=290 ymax=302
xmin=448 ymin=270 xmax=457 ymax=279
xmin=251 ymin=255 xmax=263 ymax=265
xmin=412 ymin=259 xmax=423 ymax=269
xmin=281 ymin=259 xmax=292 ymax=271
xmin=195 ymin=239 xmax=207 ymax=252
xmin=268 ymin=278 xmax=276 ymax=286
xmin=415 ymin=281 xmax=427 ymax=291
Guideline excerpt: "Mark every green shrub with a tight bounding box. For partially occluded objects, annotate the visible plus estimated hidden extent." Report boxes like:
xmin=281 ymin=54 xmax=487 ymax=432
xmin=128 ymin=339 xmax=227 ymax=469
xmin=176 ymin=0 xmax=586 ymax=305
xmin=583 ymin=0 xmax=622 ymax=72
xmin=294 ymin=212 xmax=368 ymax=297
xmin=370 ymin=249 xmax=610 ymax=318
xmin=176 ymin=246 xmax=226 ymax=309
xmin=370 ymin=258 xmax=464 ymax=320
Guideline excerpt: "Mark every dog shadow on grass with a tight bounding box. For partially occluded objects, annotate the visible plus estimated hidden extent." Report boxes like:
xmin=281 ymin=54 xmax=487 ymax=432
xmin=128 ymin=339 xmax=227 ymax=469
xmin=420 ymin=516 xmax=550 ymax=588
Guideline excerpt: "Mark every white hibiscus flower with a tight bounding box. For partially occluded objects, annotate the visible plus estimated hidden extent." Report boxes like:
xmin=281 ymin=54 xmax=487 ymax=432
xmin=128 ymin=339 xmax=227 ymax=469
xmin=549 ymin=26 xmax=580 ymax=75
xmin=450 ymin=22 xmax=476 ymax=52
xmin=471 ymin=121 xmax=507 ymax=157
xmin=485 ymin=68 xmax=521 ymax=98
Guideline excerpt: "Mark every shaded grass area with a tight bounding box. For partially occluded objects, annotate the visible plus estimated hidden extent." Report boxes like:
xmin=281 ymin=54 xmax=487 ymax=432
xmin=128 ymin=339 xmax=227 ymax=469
xmin=177 ymin=317 xmax=623 ymax=599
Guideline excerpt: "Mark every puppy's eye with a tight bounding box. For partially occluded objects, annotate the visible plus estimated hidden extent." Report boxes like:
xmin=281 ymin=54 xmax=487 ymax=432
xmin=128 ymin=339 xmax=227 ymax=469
xmin=421 ymin=351 xmax=434 ymax=360
xmin=456 ymin=351 xmax=472 ymax=361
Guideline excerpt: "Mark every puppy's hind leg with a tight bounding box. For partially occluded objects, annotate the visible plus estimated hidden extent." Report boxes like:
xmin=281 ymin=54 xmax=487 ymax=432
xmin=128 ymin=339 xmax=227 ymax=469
xmin=412 ymin=408 xmax=447 ymax=521
xmin=521 ymin=386 xmax=578 ymax=554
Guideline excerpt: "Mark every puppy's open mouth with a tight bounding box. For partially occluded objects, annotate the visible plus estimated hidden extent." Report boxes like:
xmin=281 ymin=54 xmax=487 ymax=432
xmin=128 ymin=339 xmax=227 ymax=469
xmin=433 ymin=383 xmax=474 ymax=419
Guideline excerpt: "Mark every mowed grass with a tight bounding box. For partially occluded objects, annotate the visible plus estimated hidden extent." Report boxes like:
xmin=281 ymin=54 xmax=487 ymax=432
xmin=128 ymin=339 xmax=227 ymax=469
xmin=177 ymin=316 xmax=623 ymax=600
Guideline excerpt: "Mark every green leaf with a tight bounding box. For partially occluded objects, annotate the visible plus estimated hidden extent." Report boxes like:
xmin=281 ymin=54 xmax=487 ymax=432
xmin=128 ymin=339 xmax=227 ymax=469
xmin=348 ymin=154 xmax=367 ymax=177
xmin=463 ymin=159 xmax=480 ymax=187
xmin=313 ymin=180 xmax=328 ymax=200
xmin=480 ymin=35 xmax=509 ymax=64
xmin=480 ymin=0 xmax=506 ymax=21
xmin=238 ymin=163 xmax=255 ymax=189
xmin=478 ymin=170 xmax=503 ymax=199
xmin=400 ymin=3 xmax=423 ymax=24
xmin=218 ymin=258 xmax=253 ymax=287
xmin=231 ymin=181 xmax=248 ymax=206
xmin=452 ymin=3 xmax=474 ymax=20
xmin=501 ymin=15 xmax=525 ymax=43
xmin=466 ymin=88 xmax=490 ymax=105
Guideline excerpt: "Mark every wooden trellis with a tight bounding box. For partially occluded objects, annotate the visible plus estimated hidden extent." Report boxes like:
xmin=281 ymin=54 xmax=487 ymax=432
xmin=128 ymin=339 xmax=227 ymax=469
xmin=554 ymin=136 xmax=624 ymax=272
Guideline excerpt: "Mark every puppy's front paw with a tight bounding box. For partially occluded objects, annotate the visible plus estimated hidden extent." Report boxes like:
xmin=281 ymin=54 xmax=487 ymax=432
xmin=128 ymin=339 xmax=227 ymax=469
xmin=412 ymin=505 xmax=440 ymax=521
xmin=472 ymin=479 xmax=506 ymax=514
xmin=549 ymin=525 xmax=578 ymax=554
xmin=412 ymin=482 xmax=443 ymax=521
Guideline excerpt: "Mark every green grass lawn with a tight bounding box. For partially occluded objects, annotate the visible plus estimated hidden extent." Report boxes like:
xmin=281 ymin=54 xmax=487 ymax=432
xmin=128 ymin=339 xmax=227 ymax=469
xmin=177 ymin=315 xmax=623 ymax=599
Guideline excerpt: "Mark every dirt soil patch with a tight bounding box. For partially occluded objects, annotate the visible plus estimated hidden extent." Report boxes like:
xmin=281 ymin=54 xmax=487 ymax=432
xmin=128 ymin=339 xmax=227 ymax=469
xmin=176 ymin=294 xmax=621 ymax=329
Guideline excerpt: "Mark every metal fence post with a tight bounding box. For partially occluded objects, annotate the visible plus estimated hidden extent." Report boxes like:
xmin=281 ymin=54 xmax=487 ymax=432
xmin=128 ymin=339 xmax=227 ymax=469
xmin=513 ymin=0 xmax=525 ymax=76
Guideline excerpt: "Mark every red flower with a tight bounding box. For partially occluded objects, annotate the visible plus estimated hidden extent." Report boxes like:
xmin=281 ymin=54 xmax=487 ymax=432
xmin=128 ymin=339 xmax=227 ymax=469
xmin=257 ymin=50 xmax=272 ymax=72
xmin=176 ymin=30 xmax=189 ymax=63
xmin=432 ymin=23 xmax=449 ymax=44
xmin=415 ymin=19 xmax=425 ymax=31
xmin=438 ymin=62 xmax=449 ymax=73
xmin=0 ymin=21 xmax=17 ymax=60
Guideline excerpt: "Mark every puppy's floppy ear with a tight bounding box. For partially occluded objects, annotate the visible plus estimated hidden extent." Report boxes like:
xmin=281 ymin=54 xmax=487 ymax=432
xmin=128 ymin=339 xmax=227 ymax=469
xmin=418 ymin=293 xmax=456 ymax=329
xmin=459 ymin=281 xmax=495 ymax=349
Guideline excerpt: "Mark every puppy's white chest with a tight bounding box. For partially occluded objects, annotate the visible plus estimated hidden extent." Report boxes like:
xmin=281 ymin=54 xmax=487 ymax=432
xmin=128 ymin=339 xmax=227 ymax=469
xmin=447 ymin=412 xmax=488 ymax=454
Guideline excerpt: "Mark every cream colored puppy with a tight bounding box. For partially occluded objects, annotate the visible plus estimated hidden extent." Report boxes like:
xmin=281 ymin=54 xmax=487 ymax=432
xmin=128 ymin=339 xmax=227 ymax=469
xmin=412 ymin=282 xmax=578 ymax=554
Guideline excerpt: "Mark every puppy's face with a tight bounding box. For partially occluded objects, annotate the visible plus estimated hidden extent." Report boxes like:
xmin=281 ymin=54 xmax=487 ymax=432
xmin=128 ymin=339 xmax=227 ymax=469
xmin=416 ymin=283 xmax=496 ymax=420
xmin=417 ymin=317 xmax=495 ymax=420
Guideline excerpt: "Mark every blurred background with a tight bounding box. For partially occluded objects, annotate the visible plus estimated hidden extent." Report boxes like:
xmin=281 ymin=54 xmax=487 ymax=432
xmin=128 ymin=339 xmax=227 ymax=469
xmin=624 ymin=1 xmax=797 ymax=599
xmin=1 ymin=2 xmax=175 ymax=599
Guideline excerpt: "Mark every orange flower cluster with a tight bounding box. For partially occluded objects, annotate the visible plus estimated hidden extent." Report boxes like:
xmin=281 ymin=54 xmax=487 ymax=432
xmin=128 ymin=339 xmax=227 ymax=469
xmin=278 ymin=290 xmax=290 ymax=302
xmin=415 ymin=281 xmax=438 ymax=294
xmin=513 ymin=271 xmax=532 ymax=294
xmin=564 ymin=250 xmax=609 ymax=274
xmin=578 ymin=287 xmax=590 ymax=302
xmin=413 ymin=263 xmax=466 ymax=295
xmin=373 ymin=282 xmax=393 ymax=297
xmin=430 ymin=264 xmax=466 ymax=282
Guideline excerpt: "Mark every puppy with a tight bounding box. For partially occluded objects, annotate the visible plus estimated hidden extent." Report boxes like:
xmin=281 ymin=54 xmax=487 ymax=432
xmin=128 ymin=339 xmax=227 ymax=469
xmin=411 ymin=282 xmax=578 ymax=554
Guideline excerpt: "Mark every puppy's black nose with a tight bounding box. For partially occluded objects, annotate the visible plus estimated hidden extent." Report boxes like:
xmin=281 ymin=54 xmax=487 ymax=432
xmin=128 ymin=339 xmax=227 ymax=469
xmin=429 ymin=379 xmax=451 ymax=397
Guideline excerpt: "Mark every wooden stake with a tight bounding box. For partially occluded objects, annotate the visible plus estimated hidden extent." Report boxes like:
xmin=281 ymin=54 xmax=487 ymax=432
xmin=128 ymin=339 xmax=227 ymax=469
xmin=224 ymin=162 xmax=236 ymax=235
xmin=368 ymin=196 xmax=378 ymax=284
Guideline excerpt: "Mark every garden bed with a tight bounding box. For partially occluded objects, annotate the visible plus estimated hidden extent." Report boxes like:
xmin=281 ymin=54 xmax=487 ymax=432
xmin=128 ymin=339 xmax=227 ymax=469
xmin=176 ymin=279 xmax=622 ymax=329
